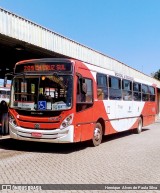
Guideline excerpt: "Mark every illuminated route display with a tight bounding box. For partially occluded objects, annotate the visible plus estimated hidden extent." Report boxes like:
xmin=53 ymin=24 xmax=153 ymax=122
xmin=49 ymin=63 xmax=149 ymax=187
xmin=15 ymin=62 xmax=72 ymax=73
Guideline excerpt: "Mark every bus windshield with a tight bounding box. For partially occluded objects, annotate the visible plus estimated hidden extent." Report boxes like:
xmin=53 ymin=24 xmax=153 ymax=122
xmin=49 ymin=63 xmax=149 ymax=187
xmin=10 ymin=74 xmax=73 ymax=111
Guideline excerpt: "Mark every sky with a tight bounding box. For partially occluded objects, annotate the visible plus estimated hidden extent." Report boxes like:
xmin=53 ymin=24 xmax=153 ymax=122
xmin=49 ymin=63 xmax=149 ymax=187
xmin=0 ymin=0 xmax=160 ymax=76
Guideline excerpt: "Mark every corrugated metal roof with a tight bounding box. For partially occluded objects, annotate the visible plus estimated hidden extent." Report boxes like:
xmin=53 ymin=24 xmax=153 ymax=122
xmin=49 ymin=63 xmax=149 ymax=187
xmin=0 ymin=7 xmax=160 ymax=87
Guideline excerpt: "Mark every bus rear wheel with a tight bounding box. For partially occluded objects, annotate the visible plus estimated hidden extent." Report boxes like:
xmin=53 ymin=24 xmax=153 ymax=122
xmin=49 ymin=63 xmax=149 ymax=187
xmin=135 ymin=117 xmax=142 ymax=134
xmin=92 ymin=122 xmax=103 ymax=146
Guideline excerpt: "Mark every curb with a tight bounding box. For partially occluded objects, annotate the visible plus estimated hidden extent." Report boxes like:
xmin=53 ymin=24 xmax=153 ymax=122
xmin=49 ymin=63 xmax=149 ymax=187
xmin=0 ymin=135 xmax=10 ymax=140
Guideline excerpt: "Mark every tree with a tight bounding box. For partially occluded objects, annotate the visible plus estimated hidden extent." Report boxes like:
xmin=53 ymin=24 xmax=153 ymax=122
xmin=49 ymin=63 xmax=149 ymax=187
xmin=152 ymin=69 xmax=160 ymax=80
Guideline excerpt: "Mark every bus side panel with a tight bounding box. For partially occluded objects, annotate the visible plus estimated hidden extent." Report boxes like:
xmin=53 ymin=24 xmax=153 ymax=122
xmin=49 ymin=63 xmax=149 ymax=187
xmin=143 ymin=115 xmax=155 ymax=126
xmin=80 ymin=123 xmax=95 ymax=142
xmin=105 ymin=121 xmax=117 ymax=135
xmin=73 ymin=118 xmax=95 ymax=142
xmin=74 ymin=125 xmax=81 ymax=142
xmin=131 ymin=118 xmax=139 ymax=130
xmin=141 ymin=102 xmax=156 ymax=126
xmin=93 ymin=101 xmax=138 ymax=134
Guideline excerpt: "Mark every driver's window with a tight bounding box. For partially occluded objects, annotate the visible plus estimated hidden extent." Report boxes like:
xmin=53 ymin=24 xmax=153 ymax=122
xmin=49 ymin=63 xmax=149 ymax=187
xmin=76 ymin=77 xmax=93 ymax=112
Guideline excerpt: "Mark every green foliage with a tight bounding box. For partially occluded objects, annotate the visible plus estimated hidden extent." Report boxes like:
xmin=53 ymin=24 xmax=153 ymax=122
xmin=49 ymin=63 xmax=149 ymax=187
xmin=153 ymin=69 xmax=160 ymax=80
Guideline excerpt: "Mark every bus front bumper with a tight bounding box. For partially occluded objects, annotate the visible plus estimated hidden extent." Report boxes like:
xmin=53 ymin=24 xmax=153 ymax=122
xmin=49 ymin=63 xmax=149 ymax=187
xmin=9 ymin=123 xmax=74 ymax=143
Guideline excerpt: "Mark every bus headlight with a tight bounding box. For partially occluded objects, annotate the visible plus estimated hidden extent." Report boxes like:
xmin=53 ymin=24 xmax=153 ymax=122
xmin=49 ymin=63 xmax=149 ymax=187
xmin=9 ymin=115 xmax=17 ymax=126
xmin=60 ymin=114 xmax=73 ymax=129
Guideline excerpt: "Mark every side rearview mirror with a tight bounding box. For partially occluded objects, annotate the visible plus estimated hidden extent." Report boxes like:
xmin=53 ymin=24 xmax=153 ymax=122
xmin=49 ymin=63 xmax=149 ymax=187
xmin=82 ymin=82 xmax=87 ymax=94
xmin=3 ymin=76 xmax=7 ymax=87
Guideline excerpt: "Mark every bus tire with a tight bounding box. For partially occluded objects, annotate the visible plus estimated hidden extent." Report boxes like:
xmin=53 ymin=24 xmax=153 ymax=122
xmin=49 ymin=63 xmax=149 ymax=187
xmin=135 ymin=117 xmax=142 ymax=134
xmin=92 ymin=122 xmax=103 ymax=146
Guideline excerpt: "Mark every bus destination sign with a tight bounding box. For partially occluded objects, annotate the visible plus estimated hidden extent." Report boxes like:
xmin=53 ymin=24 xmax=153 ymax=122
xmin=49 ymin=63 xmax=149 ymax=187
xmin=15 ymin=62 xmax=72 ymax=73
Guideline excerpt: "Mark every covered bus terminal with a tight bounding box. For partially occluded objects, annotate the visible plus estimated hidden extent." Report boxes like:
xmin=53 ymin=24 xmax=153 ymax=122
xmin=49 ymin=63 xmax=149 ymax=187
xmin=0 ymin=7 xmax=160 ymax=117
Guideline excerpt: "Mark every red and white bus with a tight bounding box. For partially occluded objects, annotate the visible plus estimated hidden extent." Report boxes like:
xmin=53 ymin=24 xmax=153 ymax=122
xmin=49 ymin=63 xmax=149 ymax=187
xmin=6 ymin=58 xmax=158 ymax=146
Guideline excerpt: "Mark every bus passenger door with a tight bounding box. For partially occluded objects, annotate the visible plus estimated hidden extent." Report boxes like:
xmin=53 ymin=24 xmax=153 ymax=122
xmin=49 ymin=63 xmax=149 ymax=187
xmin=75 ymin=75 xmax=94 ymax=142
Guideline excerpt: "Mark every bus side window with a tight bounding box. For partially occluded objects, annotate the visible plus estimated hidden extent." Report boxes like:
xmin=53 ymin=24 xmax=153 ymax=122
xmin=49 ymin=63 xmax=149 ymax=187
xmin=96 ymin=73 xmax=108 ymax=100
xmin=109 ymin=76 xmax=122 ymax=100
xmin=76 ymin=77 xmax=93 ymax=112
xmin=142 ymin=84 xmax=149 ymax=101
xmin=149 ymin=86 xmax=155 ymax=101
xmin=133 ymin=82 xmax=141 ymax=101
xmin=122 ymin=79 xmax=132 ymax=101
xmin=77 ymin=78 xmax=86 ymax=102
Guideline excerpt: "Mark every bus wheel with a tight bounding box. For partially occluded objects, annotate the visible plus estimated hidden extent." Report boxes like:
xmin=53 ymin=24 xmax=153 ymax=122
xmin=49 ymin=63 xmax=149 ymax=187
xmin=135 ymin=117 xmax=142 ymax=134
xmin=92 ymin=122 xmax=103 ymax=146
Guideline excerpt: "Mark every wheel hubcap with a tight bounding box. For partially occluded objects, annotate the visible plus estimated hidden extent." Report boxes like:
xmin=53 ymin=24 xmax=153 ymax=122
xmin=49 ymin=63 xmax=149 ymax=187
xmin=94 ymin=127 xmax=101 ymax=141
xmin=138 ymin=121 xmax=142 ymax=131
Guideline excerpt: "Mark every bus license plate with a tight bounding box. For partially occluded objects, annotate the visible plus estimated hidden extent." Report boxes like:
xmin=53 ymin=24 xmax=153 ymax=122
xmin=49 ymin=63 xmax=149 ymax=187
xmin=31 ymin=132 xmax=42 ymax=137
